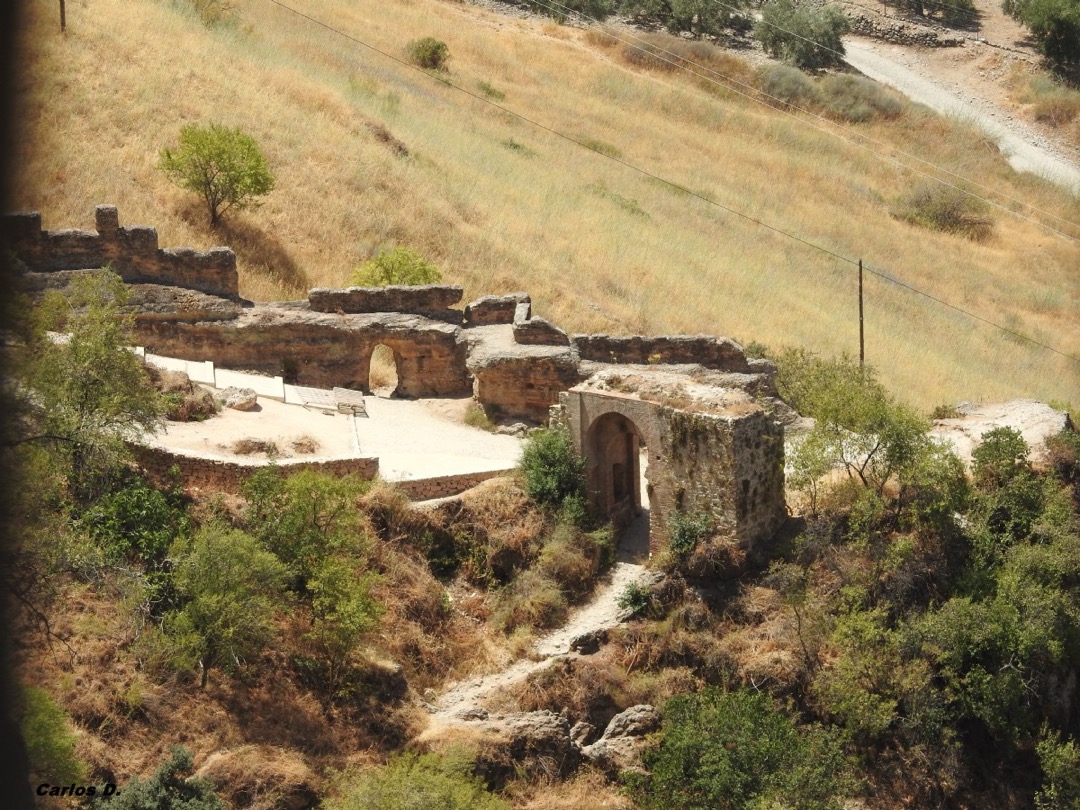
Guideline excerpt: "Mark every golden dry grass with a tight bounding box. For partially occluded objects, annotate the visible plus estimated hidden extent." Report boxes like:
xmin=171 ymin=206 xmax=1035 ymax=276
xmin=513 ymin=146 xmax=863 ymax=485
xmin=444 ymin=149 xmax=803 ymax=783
xmin=13 ymin=0 xmax=1080 ymax=408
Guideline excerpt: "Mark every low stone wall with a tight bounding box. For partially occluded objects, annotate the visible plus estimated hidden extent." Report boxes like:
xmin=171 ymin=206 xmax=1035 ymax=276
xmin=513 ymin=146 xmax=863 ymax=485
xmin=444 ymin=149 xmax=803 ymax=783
xmin=393 ymin=469 xmax=515 ymax=501
xmin=2 ymin=206 xmax=239 ymax=299
xmin=133 ymin=445 xmax=380 ymax=494
xmin=844 ymin=7 xmax=965 ymax=47
xmin=573 ymin=334 xmax=751 ymax=373
xmin=309 ymin=285 xmax=463 ymax=317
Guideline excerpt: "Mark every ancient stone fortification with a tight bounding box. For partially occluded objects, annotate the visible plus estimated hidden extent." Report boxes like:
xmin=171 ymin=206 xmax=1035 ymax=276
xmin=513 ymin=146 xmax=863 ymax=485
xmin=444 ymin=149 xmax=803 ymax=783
xmin=2 ymin=206 xmax=239 ymax=299
xmin=5 ymin=206 xmax=789 ymax=551
xmin=560 ymin=370 xmax=786 ymax=554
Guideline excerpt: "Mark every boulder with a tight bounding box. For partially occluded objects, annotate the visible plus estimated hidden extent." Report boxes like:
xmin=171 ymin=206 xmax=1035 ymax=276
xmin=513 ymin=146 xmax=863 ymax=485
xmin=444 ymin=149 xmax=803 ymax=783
xmin=930 ymin=400 xmax=1073 ymax=468
xmin=581 ymin=704 xmax=661 ymax=778
xmin=569 ymin=629 xmax=608 ymax=655
xmin=222 ymin=386 xmax=258 ymax=411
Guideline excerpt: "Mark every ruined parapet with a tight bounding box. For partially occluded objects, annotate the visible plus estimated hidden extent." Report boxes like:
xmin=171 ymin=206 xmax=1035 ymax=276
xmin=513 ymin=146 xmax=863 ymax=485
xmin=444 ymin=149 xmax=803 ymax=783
xmin=464 ymin=292 xmax=529 ymax=326
xmin=308 ymin=285 xmax=464 ymax=320
xmin=1 ymin=206 xmax=239 ymax=299
xmin=572 ymin=334 xmax=752 ymax=373
xmin=514 ymin=316 xmax=570 ymax=346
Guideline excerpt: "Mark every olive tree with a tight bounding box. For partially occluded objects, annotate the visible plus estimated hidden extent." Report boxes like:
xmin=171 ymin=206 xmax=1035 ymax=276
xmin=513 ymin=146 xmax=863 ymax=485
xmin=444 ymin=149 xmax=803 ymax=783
xmin=158 ymin=122 xmax=275 ymax=226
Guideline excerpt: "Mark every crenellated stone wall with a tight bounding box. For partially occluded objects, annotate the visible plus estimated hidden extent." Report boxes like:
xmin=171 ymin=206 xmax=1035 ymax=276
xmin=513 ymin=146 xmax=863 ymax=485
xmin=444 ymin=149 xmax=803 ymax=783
xmin=1 ymin=206 xmax=239 ymax=299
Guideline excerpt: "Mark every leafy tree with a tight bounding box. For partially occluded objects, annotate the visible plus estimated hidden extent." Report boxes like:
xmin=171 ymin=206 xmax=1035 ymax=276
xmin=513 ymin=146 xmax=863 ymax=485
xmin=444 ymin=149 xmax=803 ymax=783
xmin=973 ymin=427 xmax=1031 ymax=490
xmin=158 ymin=122 xmax=275 ymax=226
xmin=10 ymin=271 xmax=164 ymax=501
xmin=637 ymin=688 xmax=850 ymax=810
xmin=519 ymin=426 xmax=586 ymax=509
xmin=620 ymin=0 xmax=751 ymax=36
xmin=163 ymin=523 xmax=286 ymax=687
xmin=897 ymin=0 xmax=977 ymax=26
xmin=755 ymin=0 xmax=850 ymax=70
xmin=329 ymin=751 xmax=509 ymax=810
xmin=352 ymin=247 xmax=442 ymax=287
xmin=1003 ymin=0 xmax=1080 ymax=67
xmin=305 ymin=556 xmax=383 ymax=697
xmin=19 ymin=686 xmax=86 ymax=786
xmin=242 ymin=467 xmax=369 ymax=586
xmin=1036 ymin=728 xmax=1080 ymax=809
xmin=94 ymin=746 xmax=223 ymax=810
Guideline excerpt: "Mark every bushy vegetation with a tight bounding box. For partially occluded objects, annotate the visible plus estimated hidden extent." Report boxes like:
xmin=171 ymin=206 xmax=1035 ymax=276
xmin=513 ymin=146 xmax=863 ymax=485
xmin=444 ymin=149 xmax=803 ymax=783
xmin=893 ymin=182 xmax=994 ymax=240
xmin=20 ymin=686 xmax=86 ymax=786
xmin=407 ymin=37 xmax=450 ymax=71
xmin=1004 ymin=0 xmax=1080 ymax=68
xmin=896 ymin=0 xmax=978 ymax=27
xmin=329 ymin=751 xmax=508 ymax=810
xmin=158 ymin=122 xmax=275 ymax=226
xmin=755 ymin=1 xmax=850 ymax=70
xmin=94 ymin=747 xmax=224 ymax=810
xmin=352 ymin=247 xmax=442 ymax=287
xmin=635 ymin=688 xmax=851 ymax=809
xmin=519 ymin=426 xmax=587 ymax=514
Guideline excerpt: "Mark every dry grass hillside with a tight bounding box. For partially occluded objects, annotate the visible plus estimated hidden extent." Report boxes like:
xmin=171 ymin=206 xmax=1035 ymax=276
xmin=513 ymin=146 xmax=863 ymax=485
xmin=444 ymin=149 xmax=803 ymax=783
xmin=13 ymin=0 xmax=1080 ymax=407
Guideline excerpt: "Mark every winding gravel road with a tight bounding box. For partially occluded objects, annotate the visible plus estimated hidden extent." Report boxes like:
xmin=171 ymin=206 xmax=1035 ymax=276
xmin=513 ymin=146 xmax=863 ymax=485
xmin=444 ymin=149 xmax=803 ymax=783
xmin=843 ymin=38 xmax=1080 ymax=196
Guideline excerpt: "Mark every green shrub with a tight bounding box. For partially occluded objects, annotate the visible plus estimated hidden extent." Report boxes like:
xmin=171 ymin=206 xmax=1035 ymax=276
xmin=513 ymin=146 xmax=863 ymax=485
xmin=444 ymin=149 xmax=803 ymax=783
xmin=158 ymin=122 xmax=275 ymax=226
xmin=494 ymin=569 xmax=567 ymax=632
xmin=755 ymin=0 xmax=850 ymax=70
xmin=637 ymin=688 xmax=850 ymax=810
xmin=1036 ymin=728 xmax=1080 ymax=809
xmin=668 ymin=510 xmax=712 ymax=558
xmin=329 ymin=751 xmax=509 ymax=810
xmin=893 ymin=182 xmax=993 ymax=240
xmin=617 ymin=580 xmax=654 ymax=616
xmin=758 ymin=64 xmax=817 ymax=108
xmin=20 ymin=686 xmax=86 ymax=786
xmin=407 ymin=37 xmax=450 ymax=71
xmin=94 ymin=746 xmax=223 ymax=810
xmin=519 ymin=426 xmax=586 ymax=509
xmin=973 ymin=427 xmax=1031 ymax=490
xmin=81 ymin=475 xmax=191 ymax=566
xmin=353 ymin=247 xmax=442 ymax=287
xmin=818 ymin=74 xmax=905 ymax=122
xmin=1004 ymin=0 xmax=1080 ymax=67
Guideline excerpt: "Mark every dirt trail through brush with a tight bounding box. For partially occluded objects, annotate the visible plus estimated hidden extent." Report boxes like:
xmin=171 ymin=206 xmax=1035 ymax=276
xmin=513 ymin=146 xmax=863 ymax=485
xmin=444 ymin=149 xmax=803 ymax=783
xmin=429 ymin=510 xmax=658 ymax=724
xmin=843 ymin=37 xmax=1080 ymax=195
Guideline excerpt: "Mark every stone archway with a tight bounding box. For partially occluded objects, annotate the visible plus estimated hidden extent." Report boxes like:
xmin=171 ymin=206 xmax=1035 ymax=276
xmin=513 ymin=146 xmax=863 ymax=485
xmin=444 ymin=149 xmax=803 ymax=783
xmin=368 ymin=343 xmax=400 ymax=397
xmin=585 ymin=411 xmax=649 ymax=533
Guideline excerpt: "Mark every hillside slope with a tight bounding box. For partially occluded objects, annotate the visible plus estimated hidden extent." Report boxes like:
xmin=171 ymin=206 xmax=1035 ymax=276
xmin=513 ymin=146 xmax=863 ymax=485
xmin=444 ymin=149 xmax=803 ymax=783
xmin=13 ymin=0 xmax=1080 ymax=407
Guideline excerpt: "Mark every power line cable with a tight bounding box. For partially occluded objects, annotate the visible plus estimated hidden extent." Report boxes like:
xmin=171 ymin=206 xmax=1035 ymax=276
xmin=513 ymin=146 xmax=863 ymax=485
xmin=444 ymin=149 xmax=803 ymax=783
xmin=529 ymin=0 xmax=1080 ymax=240
xmin=261 ymin=0 xmax=1080 ymax=366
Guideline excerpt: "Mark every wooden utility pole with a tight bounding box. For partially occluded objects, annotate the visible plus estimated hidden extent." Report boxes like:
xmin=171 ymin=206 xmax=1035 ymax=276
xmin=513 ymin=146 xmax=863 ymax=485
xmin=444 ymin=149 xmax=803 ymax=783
xmin=858 ymin=259 xmax=865 ymax=369
xmin=60 ymin=0 xmax=66 ymax=32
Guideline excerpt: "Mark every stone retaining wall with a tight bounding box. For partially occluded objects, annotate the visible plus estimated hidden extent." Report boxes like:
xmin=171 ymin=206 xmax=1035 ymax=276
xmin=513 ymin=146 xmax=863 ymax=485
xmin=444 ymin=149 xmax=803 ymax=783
xmin=393 ymin=469 xmax=515 ymax=500
xmin=133 ymin=445 xmax=380 ymax=494
xmin=844 ymin=7 xmax=965 ymax=47
xmin=2 ymin=206 xmax=239 ymax=299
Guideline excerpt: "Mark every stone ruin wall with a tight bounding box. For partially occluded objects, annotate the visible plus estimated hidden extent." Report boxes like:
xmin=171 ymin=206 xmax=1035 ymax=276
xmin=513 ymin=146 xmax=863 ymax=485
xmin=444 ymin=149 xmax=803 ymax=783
xmin=562 ymin=389 xmax=786 ymax=556
xmin=2 ymin=206 xmax=239 ymax=299
xmin=134 ymin=445 xmax=512 ymax=500
xmin=133 ymin=445 xmax=380 ymax=495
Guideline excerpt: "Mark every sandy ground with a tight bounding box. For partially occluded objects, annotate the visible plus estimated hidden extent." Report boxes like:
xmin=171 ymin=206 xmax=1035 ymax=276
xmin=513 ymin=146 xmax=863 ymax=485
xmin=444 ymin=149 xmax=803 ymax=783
xmin=148 ymin=389 xmax=525 ymax=480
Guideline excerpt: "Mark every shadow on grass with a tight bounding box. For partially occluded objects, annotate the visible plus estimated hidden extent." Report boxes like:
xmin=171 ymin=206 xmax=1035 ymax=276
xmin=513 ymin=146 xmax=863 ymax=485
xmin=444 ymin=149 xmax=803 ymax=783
xmin=180 ymin=201 xmax=309 ymax=295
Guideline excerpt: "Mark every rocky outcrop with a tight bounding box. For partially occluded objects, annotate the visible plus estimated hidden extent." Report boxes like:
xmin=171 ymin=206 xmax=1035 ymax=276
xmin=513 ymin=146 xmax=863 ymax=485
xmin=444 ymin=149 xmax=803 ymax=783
xmin=930 ymin=400 xmax=1073 ymax=468
xmin=581 ymin=704 xmax=662 ymax=777
xmin=466 ymin=711 xmax=583 ymax=788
